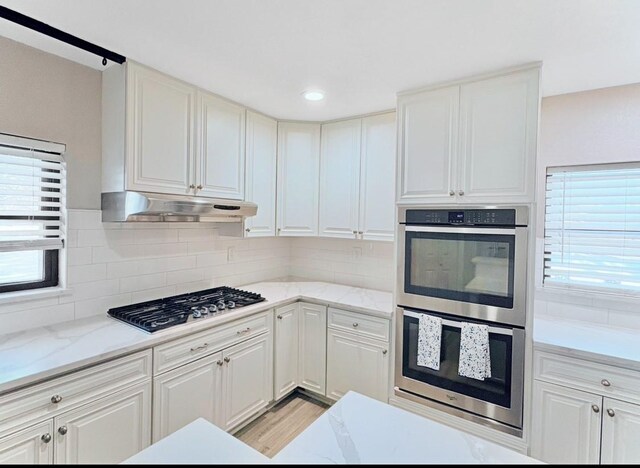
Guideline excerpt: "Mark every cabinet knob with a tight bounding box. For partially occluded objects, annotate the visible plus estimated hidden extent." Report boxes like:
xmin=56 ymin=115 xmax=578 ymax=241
xmin=224 ymin=357 xmax=231 ymax=363
xmin=51 ymin=394 xmax=62 ymax=404
xmin=352 ymin=323 xmax=359 ymax=328
xmin=592 ymin=404 xmax=600 ymax=413
xmin=601 ymin=379 xmax=611 ymax=387
xmin=277 ymin=228 xmax=281 ymax=233
xmin=358 ymin=231 xmax=363 ymax=235
xmin=197 ymin=185 xmax=203 ymax=190
xmin=353 ymin=230 xmax=358 ymax=237
xmin=458 ymin=190 xmax=465 ymax=196
xmin=607 ymin=408 xmax=615 ymax=417
xmin=245 ymin=228 xmax=251 ymax=233
xmin=41 ymin=433 xmax=52 ymax=444
xmin=189 ymin=184 xmax=196 ymax=189
xmin=382 ymin=349 xmax=388 ymax=355
xmin=449 ymin=190 xmax=455 ymax=196
xmin=217 ymin=360 xmax=223 ymax=366
xmin=58 ymin=426 xmax=68 ymax=435
xmin=277 ymin=315 xmax=283 ymax=320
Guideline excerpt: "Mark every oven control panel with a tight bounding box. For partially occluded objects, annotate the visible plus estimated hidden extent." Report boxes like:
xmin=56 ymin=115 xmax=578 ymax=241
xmin=406 ymin=209 xmax=516 ymax=226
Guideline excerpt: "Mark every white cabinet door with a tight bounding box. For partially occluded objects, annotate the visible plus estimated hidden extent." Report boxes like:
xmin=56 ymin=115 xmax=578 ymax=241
xmin=326 ymin=329 xmax=389 ymax=402
xmin=397 ymin=86 xmax=459 ymax=203
xmin=274 ymin=304 xmax=299 ymax=400
xmin=0 ymin=420 xmax=53 ymax=464
xmin=458 ymin=67 xmax=539 ymax=203
xmin=126 ymin=63 xmax=195 ymax=195
xmin=245 ymin=111 xmax=277 ymax=237
xmin=298 ymin=302 xmax=327 ymax=395
xmin=54 ymin=382 xmax=151 ymax=464
xmin=601 ymin=398 xmax=640 ymax=464
xmin=197 ymin=92 xmax=246 ymax=200
xmin=153 ymin=352 xmax=223 ymax=441
xmin=277 ymin=122 xmax=321 ymax=236
xmin=319 ymin=119 xmax=361 ymax=238
xmin=222 ymin=333 xmax=273 ymax=431
xmin=531 ymin=381 xmax=601 ymax=464
xmin=359 ymin=112 xmax=396 ymax=241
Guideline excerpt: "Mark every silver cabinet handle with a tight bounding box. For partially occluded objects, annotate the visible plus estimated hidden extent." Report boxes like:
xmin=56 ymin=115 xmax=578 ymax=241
xmin=607 ymin=408 xmax=615 ymax=417
xmin=601 ymin=379 xmax=611 ymax=387
xmin=245 ymin=228 xmax=250 ymax=233
xmin=216 ymin=360 xmax=223 ymax=366
xmin=58 ymin=426 xmax=68 ymax=435
xmin=277 ymin=315 xmax=283 ymax=320
xmin=358 ymin=231 xmax=363 ymax=235
xmin=189 ymin=184 xmax=196 ymax=189
xmin=592 ymin=404 xmax=600 ymax=413
xmin=190 ymin=343 xmax=208 ymax=352
xmin=352 ymin=323 xmax=359 ymax=328
xmin=197 ymin=185 xmax=203 ymax=190
xmin=236 ymin=327 xmax=251 ymax=335
xmin=51 ymin=395 xmax=62 ymax=404
xmin=224 ymin=357 xmax=230 ymax=363
xmin=41 ymin=433 xmax=52 ymax=444
xmin=449 ymin=190 xmax=455 ymax=196
xmin=382 ymin=349 xmax=388 ymax=355
xmin=458 ymin=190 xmax=465 ymax=196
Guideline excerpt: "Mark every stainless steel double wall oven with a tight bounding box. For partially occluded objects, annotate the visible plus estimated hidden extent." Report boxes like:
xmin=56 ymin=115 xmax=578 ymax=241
xmin=395 ymin=205 xmax=529 ymax=436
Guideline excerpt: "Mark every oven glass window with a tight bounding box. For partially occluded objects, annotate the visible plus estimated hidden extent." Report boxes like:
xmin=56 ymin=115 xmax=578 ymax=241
xmin=402 ymin=313 xmax=513 ymax=408
xmin=405 ymin=231 xmax=515 ymax=308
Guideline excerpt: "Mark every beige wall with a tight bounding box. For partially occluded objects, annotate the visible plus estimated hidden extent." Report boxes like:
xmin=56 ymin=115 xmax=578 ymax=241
xmin=537 ymin=83 xmax=640 ymax=235
xmin=0 ymin=36 xmax=102 ymax=209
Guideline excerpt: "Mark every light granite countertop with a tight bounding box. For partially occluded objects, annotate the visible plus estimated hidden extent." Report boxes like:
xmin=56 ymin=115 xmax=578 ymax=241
xmin=125 ymin=392 xmax=540 ymax=465
xmin=0 ymin=281 xmax=392 ymax=395
xmin=534 ymin=315 xmax=640 ymax=371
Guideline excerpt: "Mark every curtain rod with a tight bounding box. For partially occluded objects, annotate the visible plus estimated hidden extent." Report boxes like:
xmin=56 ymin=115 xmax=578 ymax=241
xmin=0 ymin=5 xmax=126 ymax=65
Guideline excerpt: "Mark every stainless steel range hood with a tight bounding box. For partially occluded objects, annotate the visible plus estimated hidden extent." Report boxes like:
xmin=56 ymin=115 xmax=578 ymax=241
xmin=101 ymin=191 xmax=257 ymax=223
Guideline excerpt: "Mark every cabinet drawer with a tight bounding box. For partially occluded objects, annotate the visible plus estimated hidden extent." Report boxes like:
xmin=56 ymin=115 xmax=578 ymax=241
xmin=154 ymin=310 xmax=272 ymax=374
xmin=534 ymin=351 xmax=640 ymax=405
xmin=0 ymin=350 xmax=151 ymax=434
xmin=328 ymin=308 xmax=389 ymax=341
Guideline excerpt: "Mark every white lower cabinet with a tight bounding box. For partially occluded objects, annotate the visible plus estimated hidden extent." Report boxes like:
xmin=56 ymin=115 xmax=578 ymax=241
xmin=222 ymin=333 xmax=273 ymax=431
xmin=298 ymin=303 xmax=327 ymax=395
xmin=532 ymin=349 xmax=640 ymax=465
xmin=54 ymin=382 xmax=151 ymax=464
xmin=274 ymin=304 xmax=300 ymax=400
xmin=0 ymin=421 xmax=53 ymax=464
xmin=153 ymin=352 xmax=223 ymax=442
xmin=326 ymin=328 xmax=389 ymax=402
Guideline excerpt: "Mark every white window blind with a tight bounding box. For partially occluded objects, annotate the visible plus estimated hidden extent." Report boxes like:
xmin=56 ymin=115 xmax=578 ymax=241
xmin=0 ymin=135 xmax=65 ymax=290
xmin=544 ymin=163 xmax=640 ymax=294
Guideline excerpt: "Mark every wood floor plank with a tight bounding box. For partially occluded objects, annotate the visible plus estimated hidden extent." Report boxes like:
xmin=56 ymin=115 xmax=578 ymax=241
xmin=234 ymin=392 xmax=330 ymax=457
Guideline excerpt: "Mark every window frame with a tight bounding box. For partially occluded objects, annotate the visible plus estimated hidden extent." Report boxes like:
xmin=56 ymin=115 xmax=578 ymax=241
xmin=0 ymin=249 xmax=59 ymax=294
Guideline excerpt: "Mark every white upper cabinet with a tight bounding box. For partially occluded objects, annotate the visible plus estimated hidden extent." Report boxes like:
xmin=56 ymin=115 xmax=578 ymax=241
xmin=245 ymin=111 xmax=278 ymax=237
xmin=197 ymin=92 xmax=246 ymax=200
xmin=359 ymin=113 xmax=396 ymax=241
xmin=398 ymin=86 xmax=459 ymax=203
xmin=319 ymin=119 xmax=362 ymax=238
xmin=397 ymin=64 xmax=540 ymax=204
xmin=126 ymin=63 xmax=196 ymax=195
xmin=458 ymin=68 xmax=539 ymax=202
xmin=277 ymin=122 xmax=321 ymax=236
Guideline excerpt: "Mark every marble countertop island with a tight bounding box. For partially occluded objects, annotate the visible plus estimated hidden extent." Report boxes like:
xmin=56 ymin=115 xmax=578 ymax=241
xmin=125 ymin=392 xmax=540 ymax=465
xmin=0 ymin=281 xmax=392 ymax=394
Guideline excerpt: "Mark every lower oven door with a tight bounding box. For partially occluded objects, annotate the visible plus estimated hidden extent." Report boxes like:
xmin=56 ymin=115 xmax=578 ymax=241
xmin=395 ymin=307 xmax=524 ymax=429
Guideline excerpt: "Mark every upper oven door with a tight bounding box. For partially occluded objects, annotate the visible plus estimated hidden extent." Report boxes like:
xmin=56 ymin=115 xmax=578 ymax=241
xmin=397 ymin=225 xmax=528 ymax=327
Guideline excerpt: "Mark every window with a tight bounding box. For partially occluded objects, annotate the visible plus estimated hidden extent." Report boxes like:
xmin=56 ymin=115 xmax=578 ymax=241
xmin=0 ymin=134 xmax=65 ymax=294
xmin=544 ymin=163 xmax=640 ymax=294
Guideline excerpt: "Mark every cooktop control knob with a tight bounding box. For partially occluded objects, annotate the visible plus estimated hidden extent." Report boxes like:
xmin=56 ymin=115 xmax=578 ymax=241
xmin=217 ymin=301 xmax=226 ymax=310
xmin=208 ymin=305 xmax=218 ymax=313
xmin=227 ymin=301 xmax=236 ymax=309
xmin=192 ymin=307 xmax=202 ymax=318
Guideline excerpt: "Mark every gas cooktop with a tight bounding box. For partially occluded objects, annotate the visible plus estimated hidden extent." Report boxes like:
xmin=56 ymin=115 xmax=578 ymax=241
xmin=107 ymin=286 xmax=265 ymax=333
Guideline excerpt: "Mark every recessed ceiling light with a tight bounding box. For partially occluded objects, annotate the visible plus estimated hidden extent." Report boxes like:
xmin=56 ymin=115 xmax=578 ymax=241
xmin=303 ymin=90 xmax=325 ymax=101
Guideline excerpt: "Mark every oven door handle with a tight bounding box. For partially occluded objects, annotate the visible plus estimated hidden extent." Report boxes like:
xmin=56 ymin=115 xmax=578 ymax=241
xmin=403 ymin=225 xmax=517 ymax=235
xmin=403 ymin=310 xmax=515 ymax=336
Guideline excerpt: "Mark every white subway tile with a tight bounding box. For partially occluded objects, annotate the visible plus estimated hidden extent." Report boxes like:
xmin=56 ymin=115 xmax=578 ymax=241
xmin=197 ymin=252 xmax=227 ymax=268
xmin=74 ymin=293 xmax=132 ymax=319
xmin=66 ymin=229 xmax=78 ymax=248
xmin=120 ymin=273 xmax=167 ymax=293
xmin=68 ymin=210 xmax=102 ymax=230
xmin=68 ymin=264 xmax=107 ymax=285
xmin=178 ymin=229 xmax=216 ymax=243
xmin=66 ymin=247 xmax=93 ymax=266
xmin=77 ymin=229 xmax=133 ymax=247
xmin=2 ymin=303 xmax=75 ymax=334
xmin=133 ymin=229 xmax=179 ymax=245
xmin=166 ymin=268 xmax=205 ymax=285
xmin=0 ymin=296 xmax=60 ymax=315
xmin=173 ymin=279 xmax=216 ymax=295
xmin=132 ymin=286 xmax=176 ymax=303
xmin=144 ymin=242 xmax=189 ymax=258
xmin=59 ymin=279 xmax=120 ymax=303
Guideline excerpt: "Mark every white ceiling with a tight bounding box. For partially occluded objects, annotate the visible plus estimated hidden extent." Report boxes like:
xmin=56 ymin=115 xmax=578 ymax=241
xmin=2 ymin=0 xmax=640 ymax=121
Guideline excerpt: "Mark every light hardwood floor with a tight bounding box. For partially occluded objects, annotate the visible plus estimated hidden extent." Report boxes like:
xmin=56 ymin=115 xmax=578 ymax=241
xmin=234 ymin=392 xmax=330 ymax=457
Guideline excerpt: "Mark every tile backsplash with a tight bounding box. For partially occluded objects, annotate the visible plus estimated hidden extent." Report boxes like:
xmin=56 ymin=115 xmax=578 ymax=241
xmin=0 ymin=210 xmax=395 ymax=335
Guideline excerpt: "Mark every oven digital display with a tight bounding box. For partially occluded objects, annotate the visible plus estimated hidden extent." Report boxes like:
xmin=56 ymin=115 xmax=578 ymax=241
xmin=448 ymin=211 xmax=465 ymax=224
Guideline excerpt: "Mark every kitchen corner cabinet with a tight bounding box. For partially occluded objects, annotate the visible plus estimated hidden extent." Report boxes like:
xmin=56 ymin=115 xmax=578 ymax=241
xmin=319 ymin=113 xmax=396 ymax=241
xmin=532 ymin=350 xmax=640 ymax=464
xmin=102 ymin=61 xmax=246 ymax=200
xmin=274 ymin=304 xmax=300 ymax=400
xmin=276 ymin=122 xmax=321 ymax=236
xmin=397 ymin=65 xmax=540 ymax=204
xmin=245 ymin=111 xmax=278 ymax=237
